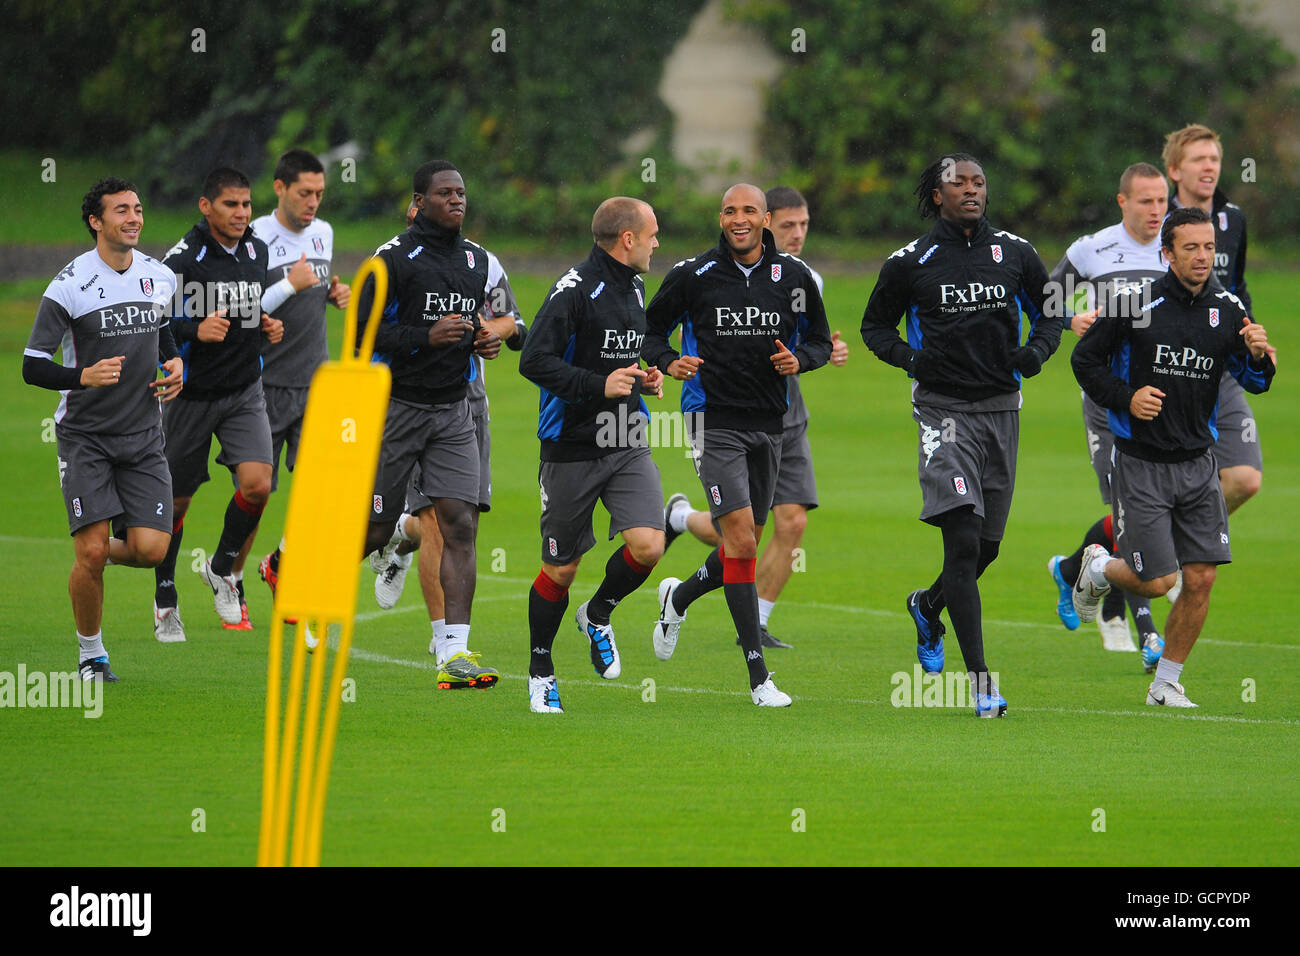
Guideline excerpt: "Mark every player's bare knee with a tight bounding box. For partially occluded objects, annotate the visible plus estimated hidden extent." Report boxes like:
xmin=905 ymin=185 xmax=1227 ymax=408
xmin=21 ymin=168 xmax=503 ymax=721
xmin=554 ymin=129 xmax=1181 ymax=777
xmin=1183 ymin=564 xmax=1217 ymax=594
xmin=544 ymin=562 xmax=579 ymax=588
xmin=627 ymin=533 xmax=664 ymax=569
xmin=774 ymin=507 xmax=807 ymax=543
xmin=1145 ymin=572 xmax=1178 ymax=598
xmin=75 ymin=537 xmax=110 ymax=569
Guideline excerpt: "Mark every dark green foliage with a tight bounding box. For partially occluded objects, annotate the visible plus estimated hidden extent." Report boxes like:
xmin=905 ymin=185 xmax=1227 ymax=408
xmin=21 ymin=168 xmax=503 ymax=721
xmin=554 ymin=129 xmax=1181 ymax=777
xmin=729 ymin=0 xmax=1300 ymax=236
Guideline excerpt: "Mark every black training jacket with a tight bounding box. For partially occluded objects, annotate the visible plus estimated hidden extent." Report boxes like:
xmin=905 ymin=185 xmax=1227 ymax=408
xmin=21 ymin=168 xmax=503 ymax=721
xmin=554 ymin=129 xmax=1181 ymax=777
xmin=1072 ymin=270 xmax=1274 ymax=463
xmin=860 ymin=216 xmax=1061 ymax=401
xmin=163 ymin=220 xmax=270 ymax=400
xmin=1170 ymin=187 xmax=1252 ymax=316
xmin=519 ymin=244 xmax=650 ymax=462
xmin=354 ymin=214 xmax=488 ymax=406
xmin=643 ymin=230 xmax=831 ymax=434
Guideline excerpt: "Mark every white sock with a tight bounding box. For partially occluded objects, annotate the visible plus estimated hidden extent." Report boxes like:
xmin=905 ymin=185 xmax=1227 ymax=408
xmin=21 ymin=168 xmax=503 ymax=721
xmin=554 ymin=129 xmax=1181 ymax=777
xmin=758 ymin=598 xmax=775 ymax=628
xmin=395 ymin=513 xmax=416 ymax=543
xmin=429 ymin=618 xmax=445 ymax=656
xmin=1087 ymin=555 xmax=1111 ymax=589
xmin=78 ymin=630 xmax=107 ymax=662
xmin=278 ymin=537 xmax=287 ymax=553
xmin=668 ymin=499 xmax=692 ymax=533
xmin=441 ymin=624 xmax=470 ymax=663
xmin=1155 ymin=658 xmax=1184 ymax=685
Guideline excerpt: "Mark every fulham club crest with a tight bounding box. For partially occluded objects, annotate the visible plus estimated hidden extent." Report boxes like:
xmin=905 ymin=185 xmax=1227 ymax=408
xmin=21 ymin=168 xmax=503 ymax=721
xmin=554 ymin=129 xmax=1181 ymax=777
xmin=1209 ymin=308 xmax=1219 ymax=328
xmin=465 ymin=250 xmax=475 ymax=269
xmin=990 ymin=244 xmax=1003 ymax=263
xmin=771 ymin=264 xmax=781 ymax=282
xmin=548 ymin=537 xmax=558 ymax=557
xmin=140 ymin=277 xmax=154 ymax=296
xmin=710 ymin=484 xmax=722 ymax=506
xmin=373 ymin=495 xmax=383 ymax=514
xmin=246 ymin=241 xmax=257 ymax=259
xmin=1218 ymin=211 xmax=1229 ymax=231
xmin=312 ymin=236 xmax=324 ymax=255
xmin=635 ymin=287 xmax=644 ymax=309
xmin=953 ymin=476 xmax=968 ymax=496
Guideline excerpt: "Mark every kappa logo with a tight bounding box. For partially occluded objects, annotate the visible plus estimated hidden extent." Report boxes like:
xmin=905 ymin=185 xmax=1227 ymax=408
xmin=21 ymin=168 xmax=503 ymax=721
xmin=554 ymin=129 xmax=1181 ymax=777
xmin=56 ymin=260 xmax=77 ymax=282
xmin=246 ymin=242 xmax=256 ymax=259
xmin=771 ymin=263 xmax=782 ymax=282
xmin=1218 ymin=211 xmax=1228 ymax=232
xmin=1132 ymin=551 xmax=1143 ymax=572
xmin=407 ymin=244 xmax=424 ymax=260
xmin=312 ymin=236 xmax=324 ymax=255
xmin=550 ymin=268 xmax=582 ymax=299
xmin=746 ymin=649 xmax=762 ymax=661
xmin=953 ymin=476 xmax=968 ymax=496
xmin=466 ymin=250 xmax=475 ymax=269
xmin=548 ymin=537 xmax=558 ymax=557
xmin=72 ymin=497 xmax=82 ymax=518
xmin=920 ymin=422 xmax=941 ymax=467
xmin=917 ymin=243 xmax=940 ymax=264
xmin=1209 ymin=307 xmax=1219 ymax=328
xmin=373 ymin=495 xmax=383 ymax=514
xmin=589 ymin=281 xmax=606 ymax=300
xmin=991 ymin=244 xmax=1003 ymax=263
xmin=694 ymin=260 xmax=718 ymax=276
xmin=140 ymin=277 xmax=153 ymax=296
xmin=710 ymin=484 xmax=722 ymax=506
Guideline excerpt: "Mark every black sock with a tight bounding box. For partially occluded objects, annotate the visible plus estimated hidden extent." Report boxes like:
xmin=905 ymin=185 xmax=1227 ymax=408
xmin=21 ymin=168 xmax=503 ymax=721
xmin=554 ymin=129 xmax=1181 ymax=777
xmin=931 ymin=509 xmax=987 ymax=674
xmin=586 ymin=545 xmax=653 ymax=626
xmin=211 ymin=492 xmax=264 ymax=577
xmin=1059 ymin=516 xmax=1111 ymax=585
xmin=1101 ymin=587 xmax=1125 ymax=620
xmin=923 ymin=536 xmax=999 ymax=617
xmin=236 ymin=577 xmax=246 ymax=601
xmin=269 ymin=548 xmax=281 ymax=574
xmin=154 ymin=521 xmax=185 ymax=608
xmin=723 ymin=576 xmax=768 ymax=689
xmin=672 ymin=547 xmax=724 ymax=615
xmin=1128 ymin=594 xmax=1158 ymax=638
xmin=529 ymin=571 xmax=569 ymax=678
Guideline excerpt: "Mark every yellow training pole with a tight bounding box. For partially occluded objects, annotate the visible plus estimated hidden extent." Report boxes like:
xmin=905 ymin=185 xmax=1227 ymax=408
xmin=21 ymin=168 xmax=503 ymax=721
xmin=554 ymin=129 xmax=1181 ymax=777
xmin=258 ymin=257 xmax=391 ymax=866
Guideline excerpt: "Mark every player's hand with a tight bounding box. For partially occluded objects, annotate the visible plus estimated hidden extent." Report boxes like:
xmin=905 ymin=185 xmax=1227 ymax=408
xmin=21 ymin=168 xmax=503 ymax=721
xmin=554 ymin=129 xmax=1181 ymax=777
xmin=830 ymin=330 xmax=849 ymax=366
xmin=197 ymin=309 xmax=230 ymax=343
xmin=1009 ymin=345 xmax=1043 ymax=378
xmin=287 ymin=252 xmax=317 ymax=292
xmin=605 ymin=363 xmax=647 ymax=398
xmin=328 ymin=275 xmax=351 ymax=309
xmin=642 ymin=365 xmax=665 ymax=398
xmin=1239 ymin=316 xmax=1270 ymax=361
xmin=153 ymin=358 xmax=183 ymax=403
xmin=771 ymin=339 xmax=800 ymax=376
xmin=908 ymin=347 xmax=944 ymax=380
xmin=1071 ymin=308 xmax=1100 ymax=337
xmin=667 ymin=355 xmax=703 ymax=381
xmin=1130 ymin=385 xmax=1165 ymax=420
xmin=81 ymin=355 xmax=125 ymax=388
xmin=261 ymin=313 xmax=284 ymax=344
xmin=427 ymin=314 xmax=473 ymax=347
xmin=473 ymin=326 xmax=502 ymax=360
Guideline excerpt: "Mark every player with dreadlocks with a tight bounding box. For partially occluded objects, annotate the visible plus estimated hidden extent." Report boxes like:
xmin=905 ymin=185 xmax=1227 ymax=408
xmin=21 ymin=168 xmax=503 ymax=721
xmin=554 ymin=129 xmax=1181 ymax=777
xmin=861 ymin=153 xmax=1062 ymax=716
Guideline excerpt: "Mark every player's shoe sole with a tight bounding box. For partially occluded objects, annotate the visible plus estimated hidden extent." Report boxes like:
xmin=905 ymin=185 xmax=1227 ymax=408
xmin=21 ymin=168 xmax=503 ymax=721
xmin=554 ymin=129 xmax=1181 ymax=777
xmin=653 ymin=577 xmax=686 ymax=660
xmin=576 ymin=601 xmax=621 ymax=679
xmin=222 ymin=602 xmax=254 ymax=631
xmin=1072 ymin=544 xmax=1111 ymax=624
xmin=906 ymin=589 xmax=944 ymax=673
xmin=436 ymin=651 xmax=500 ymax=690
xmin=1047 ymin=555 xmax=1081 ymax=631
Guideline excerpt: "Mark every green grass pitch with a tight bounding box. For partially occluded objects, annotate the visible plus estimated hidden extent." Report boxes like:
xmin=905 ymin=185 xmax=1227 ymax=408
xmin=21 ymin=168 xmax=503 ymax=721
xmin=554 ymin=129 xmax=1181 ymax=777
xmin=0 ymin=267 xmax=1295 ymax=866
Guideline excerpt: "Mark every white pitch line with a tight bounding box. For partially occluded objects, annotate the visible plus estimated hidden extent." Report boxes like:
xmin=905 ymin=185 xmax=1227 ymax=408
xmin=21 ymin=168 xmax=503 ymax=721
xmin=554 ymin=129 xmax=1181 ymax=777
xmin=332 ymin=642 xmax=1298 ymax=726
